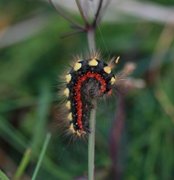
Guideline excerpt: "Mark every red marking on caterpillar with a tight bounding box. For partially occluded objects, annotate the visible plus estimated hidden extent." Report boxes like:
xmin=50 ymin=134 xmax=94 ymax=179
xmin=74 ymin=72 xmax=107 ymax=130
xmin=63 ymin=56 xmax=116 ymax=137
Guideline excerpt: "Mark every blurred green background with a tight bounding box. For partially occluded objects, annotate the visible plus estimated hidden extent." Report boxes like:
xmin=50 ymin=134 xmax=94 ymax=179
xmin=0 ymin=0 xmax=174 ymax=180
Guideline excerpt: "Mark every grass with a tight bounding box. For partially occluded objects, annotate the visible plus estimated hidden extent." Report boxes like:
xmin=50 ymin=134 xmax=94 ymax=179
xmin=32 ymin=133 xmax=51 ymax=180
xmin=0 ymin=170 xmax=9 ymax=180
xmin=14 ymin=148 xmax=32 ymax=180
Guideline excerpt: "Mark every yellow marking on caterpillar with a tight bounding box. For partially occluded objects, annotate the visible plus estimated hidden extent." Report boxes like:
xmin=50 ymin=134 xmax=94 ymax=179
xmin=76 ymin=130 xmax=81 ymax=136
xmin=104 ymin=66 xmax=111 ymax=74
xmin=111 ymin=77 xmax=116 ymax=85
xmin=68 ymin=112 xmax=72 ymax=120
xmin=65 ymin=74 xmax=71 ymax=83
xmin=115 ymin=56 xmax=120 ymax=64
xmin=88 ymin=59 xmax=98 ymax=66
xmin=69 ymin=124 xmax=75 ymax=133
xmin=66 ymin=101 xmax=71 ymax=109
xmin=63 ymin=88 xmax=69 ymax=97
xmin=74 ymin=62 xmax=82 ymax=71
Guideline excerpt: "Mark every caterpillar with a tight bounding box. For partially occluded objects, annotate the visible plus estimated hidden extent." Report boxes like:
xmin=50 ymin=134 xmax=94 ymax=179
xmin=62 ymin=55 xmax=117 ymax=137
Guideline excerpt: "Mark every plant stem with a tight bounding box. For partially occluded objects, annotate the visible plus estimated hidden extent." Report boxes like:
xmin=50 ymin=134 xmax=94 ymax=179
xmin=88 ymin=103 xmax=96 ymax=180
xmin=87 ymin=27 xmax=96 ymax=53
xmin=87 ymin=27 xmax=96 ymax=180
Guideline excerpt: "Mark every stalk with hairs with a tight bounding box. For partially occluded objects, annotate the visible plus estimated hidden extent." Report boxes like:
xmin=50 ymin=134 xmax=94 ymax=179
xmin=49 ymin=1 xmax=112 ymax=179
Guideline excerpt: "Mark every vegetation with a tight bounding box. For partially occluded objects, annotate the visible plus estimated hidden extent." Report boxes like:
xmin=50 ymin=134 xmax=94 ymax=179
xmin=0 ymin=0 xmax=174 ymax=179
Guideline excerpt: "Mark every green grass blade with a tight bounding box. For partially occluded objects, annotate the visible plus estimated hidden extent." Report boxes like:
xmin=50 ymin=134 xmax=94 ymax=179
xmin=0 ymin=116 xmax=27 ymax=151
xmin=31 ymin=83 xmax=52 ymax=152
xmin=14 ymin=148 xmax=32 ymax=180
xmin=31 ymin=132 xmax=51 ymax=180
xmin=43 ymin=156 xmax=71 ymax=179
xmin=0 ymin=170 xmax=9 ymax=180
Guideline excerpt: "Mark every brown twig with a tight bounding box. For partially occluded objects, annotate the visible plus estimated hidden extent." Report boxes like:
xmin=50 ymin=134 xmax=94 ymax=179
xmin=48 ymin=0 xmax=84 ymax=31
xmin=92 ymin=0 xmax=103 ymax=28
xmin=75 ymin=0 xmax=89 ymax=26
xmin=60 ymin=30 xmax=84 ymax=39
xmin=109 ymin=93 xmax=125 ymax=180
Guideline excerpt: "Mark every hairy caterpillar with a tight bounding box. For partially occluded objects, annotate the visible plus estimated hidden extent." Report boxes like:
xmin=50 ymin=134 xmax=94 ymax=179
xmin=62 ymin=54 xmax=118 ymax=137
